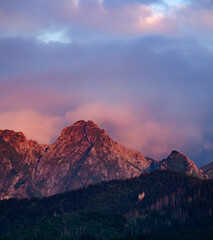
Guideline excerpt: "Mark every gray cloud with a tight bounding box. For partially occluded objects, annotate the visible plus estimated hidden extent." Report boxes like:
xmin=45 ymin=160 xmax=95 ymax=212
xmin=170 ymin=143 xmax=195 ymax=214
xmin=1 ymin=0 xmax=213 ymax=166
xmin=1 ymin=35 xmax=213 ymax=165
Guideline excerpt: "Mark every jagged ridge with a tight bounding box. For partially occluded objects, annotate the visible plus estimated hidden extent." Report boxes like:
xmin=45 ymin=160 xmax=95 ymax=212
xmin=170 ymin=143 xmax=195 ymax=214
xmin=0 ymin=120 xmax=150 ymax=199
xmin=0 ymin=120 xmax=208 ymax=199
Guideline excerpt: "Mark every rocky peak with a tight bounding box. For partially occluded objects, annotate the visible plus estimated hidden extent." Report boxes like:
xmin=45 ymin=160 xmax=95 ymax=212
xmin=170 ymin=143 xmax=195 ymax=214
xmin=73 ymin=120 xmax=99 ymax=128
xmin=0 ymin=130 xmax=27 ymax=145
xmin=167 ymin=150 xmax=192 ymax=163
xmin=0 ymin=129 xmax=48 ymax=171
xmin=62 ymin=120 xmax=99 ymax=133
xmin=58 ymin=120 xmax=105 ymax=146
xmin=0 ymin=129 xmax=30 ymax=156
xmin=1 ymin=120 xmax=209 ymax=200
xmin=32 ymin=120 xmax=151 ymax=196
xmin=0 ymin=129 xmax=47 ymax=150
xmin=162 ymin=150 xmax=208 ymax=179
xmin=169 ymin=150 xmax=181 ymax=157
xmin=167 ymin=150 xmax=194 ymax=165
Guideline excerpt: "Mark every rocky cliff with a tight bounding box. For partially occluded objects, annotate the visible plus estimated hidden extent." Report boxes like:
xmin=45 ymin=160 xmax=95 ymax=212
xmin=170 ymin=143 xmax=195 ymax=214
xmin=0 ymin=120 xmax=208 ymax=199
xmin=0 ymin=120 xmax=151 ymax=199
xmin=148 ymin=150 xmax=208 ymax=179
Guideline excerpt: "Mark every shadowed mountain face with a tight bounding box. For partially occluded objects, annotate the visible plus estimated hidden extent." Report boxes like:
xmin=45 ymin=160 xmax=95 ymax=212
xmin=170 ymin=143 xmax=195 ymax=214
xmin=0 ymin=120 xmax=208 ymax=199
xmin=148 ymin=151 xmax=209 ymax=180
xmin=0 ymin=171 xmax=212 ymax=240
xmin=200 ymin=162 xmax=213 ymax=179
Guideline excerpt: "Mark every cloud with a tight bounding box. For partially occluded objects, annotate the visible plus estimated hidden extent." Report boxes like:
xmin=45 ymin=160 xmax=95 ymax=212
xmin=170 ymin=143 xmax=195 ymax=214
xmin=37 ymin=30 xmax=71 ymax=43
xmin=0 ymin=78 xmax=77 ymax=116
xmin=65 ymin=102 xmax=200 ymax=159
xmin=0 ymin=0 xmax=213 ymax=166
xmin=0 ymin=99 xmax=202 ymax=161
xmin=63 ymin=1 xmax=177 ymax=35
xmin=0 ymin=96 xmax=210 ymax=164
xmin=185 ymin=10 xmax=213 ymax=33
xmin=0 ymin=0 xmax=178 ymax=38
xmin=0 ymin=0 xmax=212 ymax=42
xmin=0 ymin=110 xmax=63 ymax=144
xmin=0 ymin=36 xmax=213 ymax=161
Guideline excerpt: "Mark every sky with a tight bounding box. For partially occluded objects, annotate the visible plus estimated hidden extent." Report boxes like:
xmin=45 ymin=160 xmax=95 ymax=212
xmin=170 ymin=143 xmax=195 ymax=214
xmin=1 ymin=0 xmax=213 ymax=166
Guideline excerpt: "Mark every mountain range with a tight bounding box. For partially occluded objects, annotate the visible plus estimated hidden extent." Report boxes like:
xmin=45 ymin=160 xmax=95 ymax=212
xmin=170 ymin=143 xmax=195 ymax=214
xmin=0 ymin=120 xmax=211 ymax=200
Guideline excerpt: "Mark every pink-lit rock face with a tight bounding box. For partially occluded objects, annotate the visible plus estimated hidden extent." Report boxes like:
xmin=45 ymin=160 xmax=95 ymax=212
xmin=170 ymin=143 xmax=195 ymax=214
xmin=34 ymin=120 xmax=151 ymax=196
xmin=0 ymin=120 xmax=208 ymax=200
xmin=0 ymin=120 xmax=151 ymax=199
xmin=0 ymin=137 xmax=42 ymax=199
xmin=0 ymin=129 xmax=48 ymax=172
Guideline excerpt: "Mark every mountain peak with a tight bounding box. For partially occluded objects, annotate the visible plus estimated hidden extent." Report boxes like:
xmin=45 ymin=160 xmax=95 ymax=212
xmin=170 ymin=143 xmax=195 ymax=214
xmin=167 ymin=150 xmax=188 ymax=160
xmin=0 ymin=120 xmax=209 ymax=200
xmin=33 ymin=120 xmax=150 ymax=196
xmin=170 ymin=150 xmax=181 ymax=156
xmin=0 ymin=129 xmax=26 ymax=143
xmin=163 ymin=151 xmax=208 ymax=179
xmin=73 ymin=120 xmax=86 ymax=126
xmin=61 ymin=120 xmax=99 ymax=135
xmin=59 ymin=120 xmax=107 ymax=147
xmin=167 ymin=150 xmax=191 ymax=163
xmin=73 ymin=120 xmax=98 ymax=128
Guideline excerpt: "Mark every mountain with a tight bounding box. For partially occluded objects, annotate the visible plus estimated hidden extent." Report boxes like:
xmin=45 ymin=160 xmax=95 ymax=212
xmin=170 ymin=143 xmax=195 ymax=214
xmin=148 ymin=150 xmax=208 ymax=179
xmin=200 ymin=162 xmax=213 ymax=179
xmin=0 ymin=120 xmax=208 ymax=199
xmin=0 ymin=137 xmax=42 ymax=199
xmin=0 ymin=171 xmax=212 ymax=240
xmin=0 ymin=120 xmax=151 ymax=199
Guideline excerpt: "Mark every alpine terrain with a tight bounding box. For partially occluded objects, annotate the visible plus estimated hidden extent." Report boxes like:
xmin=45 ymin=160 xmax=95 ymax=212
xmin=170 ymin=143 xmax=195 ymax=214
xmin=0 ymin=120 xmax=208 ymax=200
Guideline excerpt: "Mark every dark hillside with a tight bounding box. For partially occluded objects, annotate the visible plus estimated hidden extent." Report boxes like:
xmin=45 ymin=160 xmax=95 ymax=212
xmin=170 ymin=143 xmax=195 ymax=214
xmin=0 ymin=170 xmax=212 ymax=240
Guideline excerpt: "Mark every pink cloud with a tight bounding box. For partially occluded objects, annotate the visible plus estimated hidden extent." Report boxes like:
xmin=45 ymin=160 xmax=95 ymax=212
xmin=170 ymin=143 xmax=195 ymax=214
xmin=0 ymin=0 xmax=178 ymax=37
xmin=0 ymin=74 xmax=79 ymax=113
xmin=65 ymin=102 xmax=200 ymax=159
xmin=0 ymin=7 xmax=42 ymax=35
xmin=0 ymin=109 xmax=63 ymax=144
xmin=0 ymin=101 xmax=203 ymax=160
xmin=1 ymin=0 xmax=212 ymax=39
xmin=61 ymin=1 xmax=177 ymax=35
